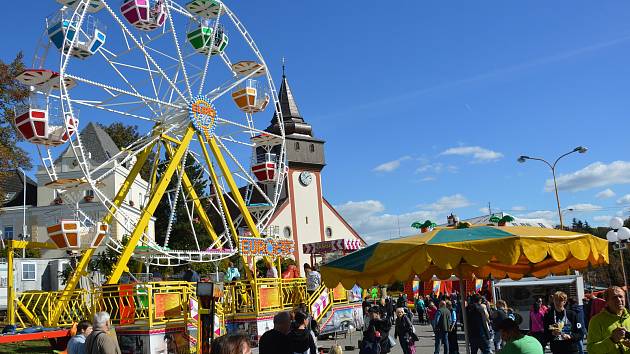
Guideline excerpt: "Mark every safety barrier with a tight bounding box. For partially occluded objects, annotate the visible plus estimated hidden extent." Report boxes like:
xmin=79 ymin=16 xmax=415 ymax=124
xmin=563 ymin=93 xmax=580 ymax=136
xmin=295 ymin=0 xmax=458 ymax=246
xmin=12 ymin=278 xmax=351 ymax=330
xmin=15 ymin=289 xmax=90 ymax=328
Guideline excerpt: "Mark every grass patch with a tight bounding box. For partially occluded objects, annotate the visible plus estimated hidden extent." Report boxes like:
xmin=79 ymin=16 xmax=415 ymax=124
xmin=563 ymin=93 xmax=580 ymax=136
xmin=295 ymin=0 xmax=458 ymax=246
xmin=0 ymin=340 xmax=54 ymax=353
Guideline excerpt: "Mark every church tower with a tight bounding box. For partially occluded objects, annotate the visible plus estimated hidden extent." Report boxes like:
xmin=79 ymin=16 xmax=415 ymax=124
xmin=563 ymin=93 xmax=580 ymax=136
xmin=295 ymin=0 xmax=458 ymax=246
xmin=263 ymin=70 xmax=363 ymax=268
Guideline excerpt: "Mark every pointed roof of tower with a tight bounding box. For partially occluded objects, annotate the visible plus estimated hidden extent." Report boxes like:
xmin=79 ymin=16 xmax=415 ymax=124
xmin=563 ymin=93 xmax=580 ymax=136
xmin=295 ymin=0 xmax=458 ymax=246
xmin=267 ymin=72 xmax=317 ymax=138
xmin=275 ymin=74 xmax=303 ymax=122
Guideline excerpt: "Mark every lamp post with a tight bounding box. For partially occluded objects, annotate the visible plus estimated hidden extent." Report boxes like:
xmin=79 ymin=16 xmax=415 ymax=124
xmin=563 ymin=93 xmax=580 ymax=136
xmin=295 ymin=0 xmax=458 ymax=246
xmin=17 ymin=168 xmax=27 ymax=258
xmin=606 ymin=217 xmax=630 ymax=305
xmin=517 ymin=146 xmax=588 ymax=229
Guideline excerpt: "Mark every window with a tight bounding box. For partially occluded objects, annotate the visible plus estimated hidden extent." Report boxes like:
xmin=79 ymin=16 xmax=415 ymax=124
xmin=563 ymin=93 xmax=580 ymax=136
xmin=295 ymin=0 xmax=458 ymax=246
xmin=4 ymin=226 xmax=14 ymax=240
xmin=283 ymin=226 xmax=292 ymax=238
xmin=325 ymin=227 xmax=333 ymax=238
xmin=22 ymin=262 xmax=36 ymax=281
xmin=305 ymin=217 xmax=309 ymax=224
xmin=295 ymin=142 xmax=300 ymax=150
xmin=85 ymin=189 xmax=94 ymax=197
xmin=309 ymin=144 xmax=315 ymax=152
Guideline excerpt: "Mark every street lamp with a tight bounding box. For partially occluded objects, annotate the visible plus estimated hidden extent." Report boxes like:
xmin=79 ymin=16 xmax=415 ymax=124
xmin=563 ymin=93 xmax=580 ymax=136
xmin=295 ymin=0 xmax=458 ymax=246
xmin=517 ymin=146 xmax=588 ymax=229
xmin=606 ymin=217 xmax=630 ymax=305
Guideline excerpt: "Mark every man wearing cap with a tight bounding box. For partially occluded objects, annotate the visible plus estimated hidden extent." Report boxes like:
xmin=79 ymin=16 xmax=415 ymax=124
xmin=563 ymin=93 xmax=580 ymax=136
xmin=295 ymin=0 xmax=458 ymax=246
xmin=587 ymin=286 xmax=630 ymax=354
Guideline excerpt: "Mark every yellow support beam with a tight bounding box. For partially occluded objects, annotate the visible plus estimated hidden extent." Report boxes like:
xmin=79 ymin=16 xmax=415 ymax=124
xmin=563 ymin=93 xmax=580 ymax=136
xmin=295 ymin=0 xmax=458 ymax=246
xmin=197 ymin=134 xmax=239 ymax=247
xmin=7 ymin=242 xmax=14 ymax=324
xmin=48 ymin=139 xmax=157 ymax=326
xmin=205 ymin=136 xmax=260 ymax=238
xmin=8 ymin=240 xmax=58 ymax=249
xmin=163 ymin=140 xmax=220 ymax=243
xmin=107 ymin=126 xmax=195 ymax=284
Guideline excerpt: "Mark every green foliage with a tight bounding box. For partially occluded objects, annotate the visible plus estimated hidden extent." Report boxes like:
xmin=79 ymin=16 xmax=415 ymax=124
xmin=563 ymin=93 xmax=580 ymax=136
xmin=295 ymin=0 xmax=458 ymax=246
xmin=0 ymin=52 xmax=32 ymax=198
xmin=489 ymin=216 xmax=501 ymax=223
xmin=411 ymin=221 xmax=422 ymax=229
xmin=500 ymin=215 xmax=515 ymax=223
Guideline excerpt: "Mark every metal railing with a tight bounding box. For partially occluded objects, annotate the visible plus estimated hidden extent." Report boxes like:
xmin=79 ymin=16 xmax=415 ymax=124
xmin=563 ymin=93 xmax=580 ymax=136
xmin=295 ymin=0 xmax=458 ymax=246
xmin=12 ymin=278 xmax=353 ymax=330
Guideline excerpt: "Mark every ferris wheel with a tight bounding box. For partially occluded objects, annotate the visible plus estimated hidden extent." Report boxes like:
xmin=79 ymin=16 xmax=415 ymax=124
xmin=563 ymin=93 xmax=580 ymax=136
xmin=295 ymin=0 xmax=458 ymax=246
xmin=14 ymin=0 xmax=287 ymax=282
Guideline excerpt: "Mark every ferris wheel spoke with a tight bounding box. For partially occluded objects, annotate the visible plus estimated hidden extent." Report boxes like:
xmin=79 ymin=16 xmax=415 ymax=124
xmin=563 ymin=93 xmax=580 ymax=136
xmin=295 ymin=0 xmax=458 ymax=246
xmin=100 ymin=0 xmax=189 ymax=104
xmin=164 ymin=0 xmax=193 ymax=98
xmin=97 ymin=52 xmax=160 ymax=116
xmin=65 ymin=73 xmax=183 ymax=111
xmin=215 ymin=116 xmax=281 ymax=139
xmin=196 ymin=2 xmax=224 ymax=96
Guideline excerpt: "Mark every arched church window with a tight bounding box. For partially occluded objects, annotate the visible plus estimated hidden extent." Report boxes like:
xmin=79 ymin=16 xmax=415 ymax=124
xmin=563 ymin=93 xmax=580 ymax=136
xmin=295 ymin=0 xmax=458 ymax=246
xmin=295 ymin=142 xmax=300 ymax=150
xmin=325 ymin=227 xmax=333 ymax=238
xmin=309 ymin=144 xmax=315 ymax=152
xmin=283 ymin=226 xmax=292 ymax=238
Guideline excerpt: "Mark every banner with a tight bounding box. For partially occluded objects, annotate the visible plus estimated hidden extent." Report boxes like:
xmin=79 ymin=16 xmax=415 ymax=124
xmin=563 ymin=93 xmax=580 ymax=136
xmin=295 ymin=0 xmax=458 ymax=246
xmin=239 ymin=236 xmax=295 ymax=257
xmin=432 ymin=281 xmax=441 ymax=295
xmin=475 ymin=279 xmax=483 ymax=293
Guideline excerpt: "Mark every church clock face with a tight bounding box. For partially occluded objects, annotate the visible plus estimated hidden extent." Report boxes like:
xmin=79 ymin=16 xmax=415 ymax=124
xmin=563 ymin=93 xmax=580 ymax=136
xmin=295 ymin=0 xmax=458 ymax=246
xmin=299 ymin=171 xmax=313 ymax=186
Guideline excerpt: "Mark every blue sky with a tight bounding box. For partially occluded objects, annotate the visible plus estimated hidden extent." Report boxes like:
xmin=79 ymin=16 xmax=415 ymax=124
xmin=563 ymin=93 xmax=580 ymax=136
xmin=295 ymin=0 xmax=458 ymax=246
xmin=3 ymin=1 xmax=630 ymax=242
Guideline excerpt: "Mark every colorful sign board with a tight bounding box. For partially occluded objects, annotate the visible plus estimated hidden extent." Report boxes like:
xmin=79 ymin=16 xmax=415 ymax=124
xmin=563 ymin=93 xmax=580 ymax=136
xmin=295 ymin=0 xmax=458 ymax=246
xmin=239 ymin=236 xmax=294 ymax=257
xmin=189 ymin=94 xmax=217 ymax=136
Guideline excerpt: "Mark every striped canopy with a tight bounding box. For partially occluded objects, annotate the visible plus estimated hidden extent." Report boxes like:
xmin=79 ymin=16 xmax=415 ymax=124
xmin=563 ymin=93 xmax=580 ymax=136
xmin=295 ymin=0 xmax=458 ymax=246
xmin=320 ymin=226 xmax=609 ymax=289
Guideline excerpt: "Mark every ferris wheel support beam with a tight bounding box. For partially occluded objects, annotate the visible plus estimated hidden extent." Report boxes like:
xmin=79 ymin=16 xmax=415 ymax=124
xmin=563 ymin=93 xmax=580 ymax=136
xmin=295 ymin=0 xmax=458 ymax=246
xmin=163 ymin=140 xmax=220 ymax=244
xmin=106 ymin=126 xmax=195 ymax=285
xmin=48 ymin=138 xmax=158 ymax=326
xmin=197 ymin=133 xmax=239 ymax=247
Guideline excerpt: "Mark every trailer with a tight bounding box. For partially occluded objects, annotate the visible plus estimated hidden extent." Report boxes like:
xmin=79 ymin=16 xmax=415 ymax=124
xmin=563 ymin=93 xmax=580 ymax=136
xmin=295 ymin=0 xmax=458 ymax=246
xmin=493 ymin=275 xmax=584 ymax=330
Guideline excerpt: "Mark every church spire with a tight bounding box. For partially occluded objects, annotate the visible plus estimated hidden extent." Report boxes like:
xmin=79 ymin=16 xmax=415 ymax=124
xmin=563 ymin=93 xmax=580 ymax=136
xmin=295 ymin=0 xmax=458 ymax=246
xmin=267 ymin=62 xmax=313 ymax=136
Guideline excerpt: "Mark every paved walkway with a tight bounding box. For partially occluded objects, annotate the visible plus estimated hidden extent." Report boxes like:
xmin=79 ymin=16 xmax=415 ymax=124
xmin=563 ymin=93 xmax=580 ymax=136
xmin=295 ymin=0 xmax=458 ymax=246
xmin=253 ymin=322 xmax=466 ymax=354
xmin=253 ymin=322 xmax=567 ymax=353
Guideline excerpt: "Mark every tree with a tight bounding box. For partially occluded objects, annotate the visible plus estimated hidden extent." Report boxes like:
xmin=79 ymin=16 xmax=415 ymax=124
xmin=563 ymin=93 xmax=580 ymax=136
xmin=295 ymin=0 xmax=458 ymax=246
xmin=0 ymin=52 xmax=32 ymax=198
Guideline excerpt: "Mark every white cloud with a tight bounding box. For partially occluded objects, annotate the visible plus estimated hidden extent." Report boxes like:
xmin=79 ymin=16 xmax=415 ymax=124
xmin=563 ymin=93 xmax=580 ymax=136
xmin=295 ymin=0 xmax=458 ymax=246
xmin=547 ymin=161 xmax=630 ymax=192
xmin=418 ymin=194 xmax=471 ymax=212
xmin=516 ymin=210 xmax=556 ymax=221
xmin=595 ymin=188 xmax=616 ymax=199
xmin=416 ymin=163 xmax=458 ymax=174
xmin=440 ymin=146 xmax=503 ymax=162
xmin=335 ymin=200 xmax=385 ymax=221
xmin=373 ymin=156 xmax=411 ymax=172
xmin=419 ymin=176 xmax=436 ymax=182
xmin=618 ymin=194 xmax=630 ymax=205
xmin=336 ymin=194 xmax=472 ymax=243
xmin=511 ymin=206 xmax=527 ymax=211
xmin=565 ymin=203 xmax=603 ymax=212
xmin=593 ymin=215 xmax=613 ymax=224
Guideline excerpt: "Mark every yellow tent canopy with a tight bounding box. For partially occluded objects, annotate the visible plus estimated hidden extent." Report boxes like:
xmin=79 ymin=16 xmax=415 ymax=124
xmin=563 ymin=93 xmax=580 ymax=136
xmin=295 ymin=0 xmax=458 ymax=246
xmin=320 ymin=226 xmax=609 ymax=288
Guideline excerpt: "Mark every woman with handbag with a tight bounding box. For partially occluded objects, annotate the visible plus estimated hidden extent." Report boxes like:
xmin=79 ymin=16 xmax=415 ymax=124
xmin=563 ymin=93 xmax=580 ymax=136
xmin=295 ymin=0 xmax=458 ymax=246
xmin=395 ymin=307 xmax=419 ymax=354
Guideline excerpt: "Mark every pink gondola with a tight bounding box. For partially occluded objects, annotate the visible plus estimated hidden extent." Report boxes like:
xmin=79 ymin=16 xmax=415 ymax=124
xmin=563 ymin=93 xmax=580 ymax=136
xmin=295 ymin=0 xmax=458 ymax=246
xmin=121 ymin=0 xmax=168 ymax=31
